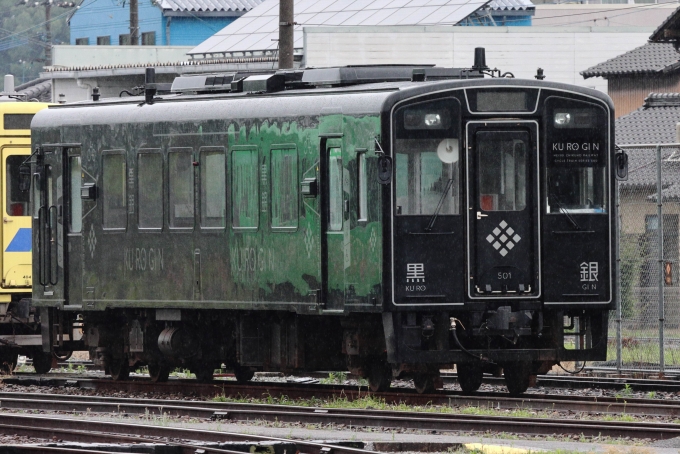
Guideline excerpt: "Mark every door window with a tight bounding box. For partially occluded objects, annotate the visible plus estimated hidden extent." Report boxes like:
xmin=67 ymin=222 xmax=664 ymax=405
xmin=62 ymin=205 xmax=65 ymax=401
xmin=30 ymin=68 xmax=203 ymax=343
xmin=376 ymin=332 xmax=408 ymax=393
xmin=5 ymin=155 xmax=29 ymax=217
xmin=329 ymin=148 xmax=342 ymax=231
xmin=69 ymin=156 xmax=82 ymax=233
xmin=477 ymin=131 xmax=527 ymax=212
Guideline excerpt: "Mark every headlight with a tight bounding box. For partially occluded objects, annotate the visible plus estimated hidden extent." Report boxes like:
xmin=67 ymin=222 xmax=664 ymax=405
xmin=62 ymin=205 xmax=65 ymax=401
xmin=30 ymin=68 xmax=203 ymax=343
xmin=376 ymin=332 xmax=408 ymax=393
xmin=424 ymin=113 xmax=441 ymax=127
xmin=554 ymin=113 xmax=571 ymax=126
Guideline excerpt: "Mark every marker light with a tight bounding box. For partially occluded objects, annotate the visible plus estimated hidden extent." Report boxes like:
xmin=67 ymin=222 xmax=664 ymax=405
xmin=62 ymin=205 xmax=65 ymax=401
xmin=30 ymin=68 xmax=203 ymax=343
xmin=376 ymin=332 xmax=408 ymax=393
xmin=424 ymin=113 xmax=441 ymax=127
xmin=554 ymin=113 xmax=571 ymax=126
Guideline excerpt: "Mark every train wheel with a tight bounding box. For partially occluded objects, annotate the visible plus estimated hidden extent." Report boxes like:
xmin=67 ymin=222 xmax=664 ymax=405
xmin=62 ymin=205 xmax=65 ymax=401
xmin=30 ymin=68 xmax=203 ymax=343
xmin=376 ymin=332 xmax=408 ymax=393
xmin=194 ymin=365 xmax=215 ymax=383
xmin=456 ymin=363 xmax=483 ymax=394
xmin=109 ymin=358 xmax=130 ymax=381
xmin=503 ymin=362 xmax=531 ymax=396
xmin=368 ymin=362 xmax=391 ymax=392
xmin=32 ymin=351 xmax=52 ymax=374
xmin=148 ymin=362 xmax=170 ymax=383
xmin=413 ymin=373 xmax=436 ymax=394
xmin=233 ymin=365 xmax=255 ymax=383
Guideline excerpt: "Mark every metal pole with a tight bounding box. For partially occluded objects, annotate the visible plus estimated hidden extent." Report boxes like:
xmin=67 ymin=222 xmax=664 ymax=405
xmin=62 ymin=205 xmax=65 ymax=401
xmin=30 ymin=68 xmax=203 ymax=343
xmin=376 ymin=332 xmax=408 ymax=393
xmin=657 ymin=143 xmax=665 ymax=375
xmin=278 ymin=0 xmax=294 ymax=69
xmin=130 ymin=0 xmax=139 ymax=45
xmin=45 ymin=2 xmax=51 ymax=66
xmin=616 ymin=181 xmax=622 ymax=373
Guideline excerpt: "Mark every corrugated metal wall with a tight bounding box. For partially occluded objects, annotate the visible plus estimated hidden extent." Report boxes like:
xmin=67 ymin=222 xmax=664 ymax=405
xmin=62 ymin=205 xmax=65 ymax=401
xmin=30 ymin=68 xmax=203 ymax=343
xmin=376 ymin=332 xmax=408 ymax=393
xmin=610 ymin=75 xmax=680 ymax=118
xmin=304 ymin=26 xmax=652 ymax=94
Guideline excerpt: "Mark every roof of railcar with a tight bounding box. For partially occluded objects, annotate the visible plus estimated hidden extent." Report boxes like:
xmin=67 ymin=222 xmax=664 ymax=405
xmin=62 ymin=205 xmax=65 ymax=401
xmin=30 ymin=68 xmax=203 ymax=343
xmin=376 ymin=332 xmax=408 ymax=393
xmin=31 ymin=77 xmax=613 ymax=130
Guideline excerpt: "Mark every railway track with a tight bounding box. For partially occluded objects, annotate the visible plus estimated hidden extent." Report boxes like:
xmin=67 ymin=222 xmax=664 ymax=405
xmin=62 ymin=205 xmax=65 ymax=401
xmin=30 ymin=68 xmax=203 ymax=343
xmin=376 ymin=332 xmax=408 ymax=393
xmin=0 ymin=391 xmax=678 ymax=440
xmin=5 ymin=375 xmax=680 ymax=417
xmin=0 ymin=411 xmax=372 ymax=454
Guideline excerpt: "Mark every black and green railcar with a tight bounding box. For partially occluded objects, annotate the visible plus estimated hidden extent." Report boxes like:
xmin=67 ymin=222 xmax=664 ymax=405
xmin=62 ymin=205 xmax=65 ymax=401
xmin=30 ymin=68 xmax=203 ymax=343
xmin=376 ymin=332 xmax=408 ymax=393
xmin=29 ymin=63 xmax=619 ymax=394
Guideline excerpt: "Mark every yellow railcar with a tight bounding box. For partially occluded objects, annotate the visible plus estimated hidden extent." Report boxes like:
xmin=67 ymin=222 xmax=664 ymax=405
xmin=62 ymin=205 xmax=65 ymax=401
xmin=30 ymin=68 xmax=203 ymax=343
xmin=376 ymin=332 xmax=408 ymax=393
xmin=0 ymin=87 xmax=50 ymax=371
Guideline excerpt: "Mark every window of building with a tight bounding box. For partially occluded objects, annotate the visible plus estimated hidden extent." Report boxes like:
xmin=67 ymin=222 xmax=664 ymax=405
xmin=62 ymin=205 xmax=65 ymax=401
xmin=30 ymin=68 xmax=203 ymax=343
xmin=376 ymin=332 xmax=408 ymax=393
xmin=329 ymin=148 xmax=343 ymax=231
xmin=69 ymin=156 xmax=82 ymax=233
xmin=168 ymin=149 xmax=193 ymax=228
xmin=75 ymin=38 xmax=89 ymax=45
xmin=200 ymin=148 xmax=226 ymax=228
xmin=232 ymin=148 xmax=258 ymax=230
xmin=119 ymin=34 xmax=132 ymax=45
xmin=270 ymin=148 xmax=298 ymax=230
xmin=97 ymin=36 xmax=110 ymax=45
xmin=102 ymin=153 xmax=126 ymax=229
xmin=141 ymin=31 xmax=156 ymax=45
xmin=138 ymin=151 xmax=163 ymax=229
xmin=358 ymin=151 xmax=368 ymax=221
xmin=5 ymin=155 xmax=29 ymax=217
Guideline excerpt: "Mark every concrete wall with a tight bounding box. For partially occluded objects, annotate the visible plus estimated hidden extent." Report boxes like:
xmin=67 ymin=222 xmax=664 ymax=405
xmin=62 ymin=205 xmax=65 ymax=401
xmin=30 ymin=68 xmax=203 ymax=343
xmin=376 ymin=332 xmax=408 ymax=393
xmin=52 ymin=45 xmax=193 ymax=67
xmin=303 ymin=26 xmax=653 ymax=93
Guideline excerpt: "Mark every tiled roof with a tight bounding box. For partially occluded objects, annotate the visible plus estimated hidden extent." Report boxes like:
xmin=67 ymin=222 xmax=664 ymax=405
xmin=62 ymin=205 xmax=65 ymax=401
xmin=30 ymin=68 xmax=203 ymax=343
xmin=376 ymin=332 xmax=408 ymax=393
xmin=485 ymin=0 xmax=534 ymax=11
xmin=650 ymin=5 xmax=680 ymax=43
xmin=15 ymin=78 xmax=51 ymax=102
xmin=616 ymin=93 xmax=680 ymax=194
xmin=616 ymin=93 xmax=680 ymax=145
xmin=581 ymin=42 xmax=680 ymax=79
xmin=156 ymin=0 xmax=262 ymax=12
xmin=189 ymin=0 xmax=491 ymax=56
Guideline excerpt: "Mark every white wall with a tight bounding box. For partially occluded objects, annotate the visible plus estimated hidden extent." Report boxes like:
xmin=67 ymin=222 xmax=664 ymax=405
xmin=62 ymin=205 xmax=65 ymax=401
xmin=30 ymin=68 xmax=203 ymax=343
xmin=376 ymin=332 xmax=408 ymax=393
xmin=304 ymin=26 xmax=654 ymax=93
xmin=52 ymin=45 xmax=193 ymax=68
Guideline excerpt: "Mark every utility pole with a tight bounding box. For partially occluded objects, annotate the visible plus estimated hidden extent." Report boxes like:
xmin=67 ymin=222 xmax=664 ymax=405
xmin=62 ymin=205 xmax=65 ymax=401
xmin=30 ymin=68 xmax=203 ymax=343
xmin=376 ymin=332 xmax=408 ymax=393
xmin=44 ymin=1 xmax=51 ymax=65
xmin=130 ymin=0 xmax=138 ymax=45
xmin=17 ymin=0 xmax=75 ymax=67
xmin=278 ymin=0 xmax=294 ymax=69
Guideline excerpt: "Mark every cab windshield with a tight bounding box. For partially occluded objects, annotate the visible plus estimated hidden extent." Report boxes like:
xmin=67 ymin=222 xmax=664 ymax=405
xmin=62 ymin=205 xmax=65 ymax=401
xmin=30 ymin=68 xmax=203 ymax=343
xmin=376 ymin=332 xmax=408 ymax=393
xmin=394 ymin=98 xmax=460 ymax=216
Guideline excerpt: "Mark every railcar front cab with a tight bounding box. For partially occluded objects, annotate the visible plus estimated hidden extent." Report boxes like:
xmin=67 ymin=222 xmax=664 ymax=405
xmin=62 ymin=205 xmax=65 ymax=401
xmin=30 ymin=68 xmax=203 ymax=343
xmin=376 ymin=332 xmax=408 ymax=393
xmin=384 ymin=82 xmax=616 ymax=394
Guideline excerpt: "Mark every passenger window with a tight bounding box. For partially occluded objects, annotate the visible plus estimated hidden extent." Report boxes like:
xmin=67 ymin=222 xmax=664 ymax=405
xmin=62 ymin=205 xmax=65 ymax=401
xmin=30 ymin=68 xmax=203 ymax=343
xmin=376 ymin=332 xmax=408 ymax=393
xmin=6 ymin=155 xmax=29 ymax=216
xmin=358 ymin=152 xmax=368 ymax=221
xmin=232 ymin=148 xmax=258 ymax=230
xmin=138 ymin=151 xmax=163 ymax=229
xmin=102 ymin=153 xmax=126 ymax=229
xmin=168 ymin=149 xmax=194 ymax=228
xmin=271 ymin=148 xmax=298 ymax=229
xmin=329 ymin=148 xmax=342 ymax=231
xmin=69 ymin=156 xmax=82 ymax=233
xmin=200 ymin=148 xmax=226 ymax=228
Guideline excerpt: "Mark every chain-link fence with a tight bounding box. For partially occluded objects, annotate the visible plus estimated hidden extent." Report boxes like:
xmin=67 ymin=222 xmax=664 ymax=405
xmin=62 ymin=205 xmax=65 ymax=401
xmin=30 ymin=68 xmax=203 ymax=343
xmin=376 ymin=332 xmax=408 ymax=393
xmin=607 ymin=143 xmax=680 ymax=374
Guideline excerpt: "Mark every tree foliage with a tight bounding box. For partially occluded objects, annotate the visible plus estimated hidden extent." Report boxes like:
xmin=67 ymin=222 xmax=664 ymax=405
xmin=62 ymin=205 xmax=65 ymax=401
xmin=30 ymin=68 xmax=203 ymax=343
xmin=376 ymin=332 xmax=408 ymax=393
xmin=0 ymin=0 xmax=72 ymax=89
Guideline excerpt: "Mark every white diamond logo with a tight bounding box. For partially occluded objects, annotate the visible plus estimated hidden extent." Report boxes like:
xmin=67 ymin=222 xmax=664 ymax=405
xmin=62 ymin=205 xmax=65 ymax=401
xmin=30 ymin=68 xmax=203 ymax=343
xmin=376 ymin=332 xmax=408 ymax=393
xmin=486 ymin=221 xmax=522 ymax=257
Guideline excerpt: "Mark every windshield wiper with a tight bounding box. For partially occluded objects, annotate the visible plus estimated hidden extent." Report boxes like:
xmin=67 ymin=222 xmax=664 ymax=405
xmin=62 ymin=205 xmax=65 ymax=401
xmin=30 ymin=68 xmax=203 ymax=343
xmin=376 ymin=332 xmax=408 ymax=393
xmin=550 ymin=192 xmax=581 ymax=231
xmin=425 ymin=179 xmax=453 ymax=231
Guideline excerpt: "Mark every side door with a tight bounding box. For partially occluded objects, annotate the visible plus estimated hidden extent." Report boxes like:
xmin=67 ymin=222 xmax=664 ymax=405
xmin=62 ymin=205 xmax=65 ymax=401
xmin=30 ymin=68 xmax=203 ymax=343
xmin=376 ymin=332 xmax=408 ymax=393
xmin=2 ymin=147 xmax=32 ymax=289
xmin=466 ymin=121 xmax=540 ymax=299
xmin=320 ymin=141 xmax=346 ymax=311
xmin=34 ymin=145 xmax=82 ymax=306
